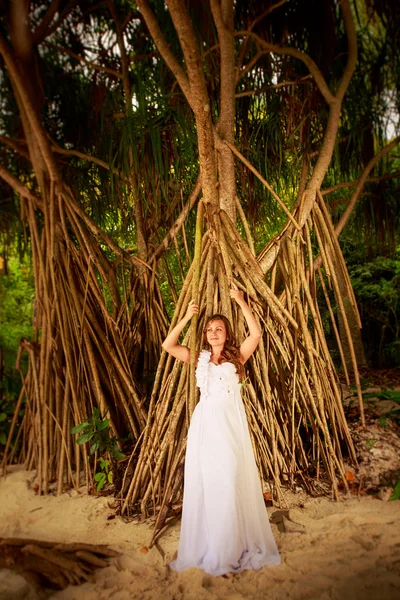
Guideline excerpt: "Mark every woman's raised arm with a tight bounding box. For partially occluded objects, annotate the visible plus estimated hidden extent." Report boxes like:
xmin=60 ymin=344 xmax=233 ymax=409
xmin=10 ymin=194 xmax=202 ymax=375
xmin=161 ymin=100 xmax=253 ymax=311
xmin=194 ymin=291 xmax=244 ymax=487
xmin=161 ymin=300 xmax=199 ymax=364
xmin=230 ymin=283 xmax=261 ymax=364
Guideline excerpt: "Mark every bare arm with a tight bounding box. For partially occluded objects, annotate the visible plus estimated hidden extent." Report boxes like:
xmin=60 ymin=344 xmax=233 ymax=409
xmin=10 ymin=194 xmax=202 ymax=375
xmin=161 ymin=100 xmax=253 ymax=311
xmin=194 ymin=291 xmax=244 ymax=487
xmin=161 ymin=300 xmax=199 ymax=364
xmin=230 ymin=283 xmax=261 ymax=364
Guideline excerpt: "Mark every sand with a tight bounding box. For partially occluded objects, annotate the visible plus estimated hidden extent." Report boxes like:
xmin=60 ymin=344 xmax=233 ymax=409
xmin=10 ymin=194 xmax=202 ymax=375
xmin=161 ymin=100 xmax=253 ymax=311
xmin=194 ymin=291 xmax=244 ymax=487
xmin=1 ymin=464 xmax=400 ymax=600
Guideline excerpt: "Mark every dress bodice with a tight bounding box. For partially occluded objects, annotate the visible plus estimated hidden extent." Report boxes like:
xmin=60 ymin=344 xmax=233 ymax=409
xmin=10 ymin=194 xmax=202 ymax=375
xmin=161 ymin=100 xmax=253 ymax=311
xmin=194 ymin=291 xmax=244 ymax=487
xmin=196 ymin=350 xmax=240 ymax=400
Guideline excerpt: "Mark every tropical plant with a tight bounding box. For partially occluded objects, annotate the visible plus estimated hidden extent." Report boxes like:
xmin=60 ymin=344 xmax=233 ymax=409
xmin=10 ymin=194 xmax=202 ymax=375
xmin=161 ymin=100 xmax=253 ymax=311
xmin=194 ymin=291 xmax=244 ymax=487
xmin=0 ymin=254 xmax=34 ymax=401
xmin=94 ymin=458 xmax=113 ymax=492
xmin=72 ymin=408 xmax=125 ymax=493
xmin=71 ymin=408 xmax=125 ymax=460
xmin=347 ymin=254 xmax=400 ymax=367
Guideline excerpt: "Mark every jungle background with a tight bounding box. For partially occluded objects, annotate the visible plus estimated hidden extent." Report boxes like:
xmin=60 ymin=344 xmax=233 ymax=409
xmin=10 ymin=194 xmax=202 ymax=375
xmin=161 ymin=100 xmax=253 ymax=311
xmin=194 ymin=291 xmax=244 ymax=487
xmin=0 ymin=0 xmax=400 ymax=528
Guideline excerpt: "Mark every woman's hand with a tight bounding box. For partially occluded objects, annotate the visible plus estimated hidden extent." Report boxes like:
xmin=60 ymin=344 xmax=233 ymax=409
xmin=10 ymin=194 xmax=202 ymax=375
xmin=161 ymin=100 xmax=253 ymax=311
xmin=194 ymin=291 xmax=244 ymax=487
xmin=185 ymin=299 xmax=199 ymax=319
xmin=230 ymin=282 xmax=246 ymax=306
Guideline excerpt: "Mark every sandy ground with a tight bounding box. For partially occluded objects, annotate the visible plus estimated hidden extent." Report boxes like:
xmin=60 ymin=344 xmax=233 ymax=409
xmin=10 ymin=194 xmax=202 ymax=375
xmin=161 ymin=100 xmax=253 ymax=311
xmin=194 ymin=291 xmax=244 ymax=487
xmin=0 ymin=465 xmax=400 ymax=600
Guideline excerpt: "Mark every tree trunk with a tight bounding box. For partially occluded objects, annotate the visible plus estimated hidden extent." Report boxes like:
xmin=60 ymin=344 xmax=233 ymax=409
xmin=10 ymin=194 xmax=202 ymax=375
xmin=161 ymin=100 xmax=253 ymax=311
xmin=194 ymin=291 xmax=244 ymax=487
xmin=123 ymin=0 xmax=363 ymax=539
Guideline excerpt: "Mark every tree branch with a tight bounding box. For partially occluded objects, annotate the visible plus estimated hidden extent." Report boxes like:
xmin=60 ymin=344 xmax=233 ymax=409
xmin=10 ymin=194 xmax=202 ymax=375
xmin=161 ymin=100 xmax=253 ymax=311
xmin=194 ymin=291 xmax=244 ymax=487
xmin=32 ymin=0 xmax=62 ymax=44
xmin=211 ymin=0 xmax=235 ymax=121
xmin=0 ymin=162 xmax=43 ymax=211
xmin=334 ymin=136 xmax=400 ymax=237
xmin=149 ymin=176 xmax=201 ymax=262
xmin=0 ymin=135 xmax=31 ymax=161
xmin=322 ymin=170 xmax=400 ymax=195
xmin=235 ymin=75 xmax=312 ymax=97
xmin=211 ymin=0 xmax=236 ymax=217
xmin=50 ymin=143 xmax=121 ymax=176
xmin=63 ymin=187 xmax=152 ymax=272
xmin=235 ymin=30 xmax=335 ymax=105
xmin=164 ymin=0 xmax=210 ymax=113
xmin=0 ymin=33 xmax=59 ymax=182
xmin=235 ymin=0 xmax=287 ymax=77
xmin=250 ymin=0 xmax=287 ymax=30
xmin=33 ymin=0 xmax=80 ymax=44
xmin=223 ymin=140 xmax=301 ymax=230
xmin=335 ymin=0 xmax=358 ymax=101
xmin=107 ymin=0 xmax=131 ymax=102
xmin=45 ymin=43 xmax=123 ymax=79
xmin=136 ymin=0 xmax=192 ymax=107
xmin=236 ymin=50 xmax=269 ymax=84
xmin=312 ymin=136 xmax=400 ymax=272
xmin=297 ymin=0 xmax=357 ymax=224
xmin=158 ymin=0 xmax=218 ymax=205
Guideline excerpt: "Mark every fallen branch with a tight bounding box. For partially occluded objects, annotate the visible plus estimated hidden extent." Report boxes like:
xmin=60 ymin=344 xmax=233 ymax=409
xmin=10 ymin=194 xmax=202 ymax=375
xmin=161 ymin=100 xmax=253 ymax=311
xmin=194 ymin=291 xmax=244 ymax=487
xmin=0 ymin=538 xmax=121 ymax=591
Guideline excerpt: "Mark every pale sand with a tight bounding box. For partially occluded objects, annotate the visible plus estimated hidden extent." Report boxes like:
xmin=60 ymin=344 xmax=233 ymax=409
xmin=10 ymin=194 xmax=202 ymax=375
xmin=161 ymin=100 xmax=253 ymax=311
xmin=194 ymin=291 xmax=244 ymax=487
xmin=1 ymin=465 xmax=400 ymax=600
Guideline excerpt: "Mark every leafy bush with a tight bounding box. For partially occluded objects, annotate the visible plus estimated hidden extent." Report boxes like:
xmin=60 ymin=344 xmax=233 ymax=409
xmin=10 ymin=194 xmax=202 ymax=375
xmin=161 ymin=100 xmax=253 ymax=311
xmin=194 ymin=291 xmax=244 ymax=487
xmin=71 ymin=408 xmax=125 ymax=492
xmin=347 ymin=254 xmax=400 ymax=367
xmin=0 ymin=254 xmax=34 ymax=401
xmin=0 ymin=395 xmax=25 ymax=453
xmin=94 ymin=458 xmax=113 ymax=492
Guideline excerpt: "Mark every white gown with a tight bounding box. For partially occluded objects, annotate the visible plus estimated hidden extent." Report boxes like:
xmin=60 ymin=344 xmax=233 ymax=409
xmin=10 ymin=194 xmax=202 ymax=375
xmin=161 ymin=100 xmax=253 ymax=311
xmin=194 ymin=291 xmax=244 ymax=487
xmin=170 ymin=350 xmax=281 ymax=576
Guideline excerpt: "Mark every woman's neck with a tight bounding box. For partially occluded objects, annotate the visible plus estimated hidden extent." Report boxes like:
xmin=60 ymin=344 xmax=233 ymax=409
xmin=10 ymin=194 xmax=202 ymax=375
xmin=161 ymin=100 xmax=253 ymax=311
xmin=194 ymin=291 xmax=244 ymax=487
xmin=210 ymin=345 xmax=224 ymax=358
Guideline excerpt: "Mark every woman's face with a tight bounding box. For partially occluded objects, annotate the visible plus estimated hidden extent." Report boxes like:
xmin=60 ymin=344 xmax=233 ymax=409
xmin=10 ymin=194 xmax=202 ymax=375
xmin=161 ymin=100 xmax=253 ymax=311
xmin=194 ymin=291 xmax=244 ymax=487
xmin=205 ymin=319 xmax=227 ymax=348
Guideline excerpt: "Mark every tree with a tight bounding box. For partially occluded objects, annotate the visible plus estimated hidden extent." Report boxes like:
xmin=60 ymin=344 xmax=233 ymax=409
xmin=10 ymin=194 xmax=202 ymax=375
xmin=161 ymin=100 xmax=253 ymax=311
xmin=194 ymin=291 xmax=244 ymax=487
xmin=0 ymin=1 xmax=399 ymax=525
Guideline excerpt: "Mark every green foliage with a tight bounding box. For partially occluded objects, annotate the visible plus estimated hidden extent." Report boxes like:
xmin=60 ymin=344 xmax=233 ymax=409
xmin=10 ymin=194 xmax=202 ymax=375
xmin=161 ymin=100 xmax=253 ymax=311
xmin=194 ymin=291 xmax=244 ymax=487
xmin=0 ymin=395 xmax=24 ymax=453
xmin=94 ymin=458 xmax=113 ymax=492
xmin=374 ymin=389 xmax=400 ymax=427
xmin=0 ymin=410 xmax=7 ymax=445
xmin=0 ymin=253 xmax=34 ymax=401
xmin=389 ymin=481 xmax=400 ymax=501
xmin=71 ymin=408 xmax=125 ymax=461
xmin=72 ymin=408 xmax=125 ymax=493
xmin=348 ymin=383 xmax=400 ymax=428
xmin=346 ymin=253 xmax=400 ymax=367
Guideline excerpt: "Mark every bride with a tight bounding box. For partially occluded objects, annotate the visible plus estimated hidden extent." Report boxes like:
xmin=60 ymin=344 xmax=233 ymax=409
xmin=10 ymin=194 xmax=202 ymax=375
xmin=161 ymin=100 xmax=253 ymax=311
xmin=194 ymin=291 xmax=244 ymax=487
xmin=162 ymin=283 xmax=281 ymax=576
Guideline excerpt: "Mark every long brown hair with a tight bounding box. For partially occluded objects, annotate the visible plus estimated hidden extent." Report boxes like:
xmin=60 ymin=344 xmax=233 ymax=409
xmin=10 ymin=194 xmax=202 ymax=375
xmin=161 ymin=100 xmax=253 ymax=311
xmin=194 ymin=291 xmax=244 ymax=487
xmin=202 ymin=314 xmax=245 ymax=382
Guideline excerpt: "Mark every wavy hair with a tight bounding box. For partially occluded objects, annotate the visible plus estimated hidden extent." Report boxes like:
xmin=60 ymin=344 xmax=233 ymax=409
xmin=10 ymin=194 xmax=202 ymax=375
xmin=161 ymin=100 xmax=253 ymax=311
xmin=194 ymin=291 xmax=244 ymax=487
xmin=202 ymin=314 xmax=245 ymax=382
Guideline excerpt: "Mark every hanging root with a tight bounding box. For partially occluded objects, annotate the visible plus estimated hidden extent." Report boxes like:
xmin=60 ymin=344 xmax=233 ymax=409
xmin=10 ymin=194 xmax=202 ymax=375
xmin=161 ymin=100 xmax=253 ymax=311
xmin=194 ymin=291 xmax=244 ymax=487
xmin=121 ymin=203 xmax=360 ymax=543
xmin=4 ymin=185 xmax=363 ymax=546
xmin=2 ymin=185 xmax=167 ymax=494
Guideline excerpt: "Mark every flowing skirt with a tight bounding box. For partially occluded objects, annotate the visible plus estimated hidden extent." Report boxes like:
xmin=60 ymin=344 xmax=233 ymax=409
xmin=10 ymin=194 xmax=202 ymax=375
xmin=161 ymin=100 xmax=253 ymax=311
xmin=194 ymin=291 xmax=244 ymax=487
xmin=170 ymin=385 xmax=281 ymax=576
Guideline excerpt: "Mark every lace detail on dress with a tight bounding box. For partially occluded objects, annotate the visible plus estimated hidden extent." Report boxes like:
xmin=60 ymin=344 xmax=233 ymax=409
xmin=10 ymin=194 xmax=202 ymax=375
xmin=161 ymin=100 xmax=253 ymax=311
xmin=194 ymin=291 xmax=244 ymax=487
xmin=195 ymin=349 xmax=211 ymax=396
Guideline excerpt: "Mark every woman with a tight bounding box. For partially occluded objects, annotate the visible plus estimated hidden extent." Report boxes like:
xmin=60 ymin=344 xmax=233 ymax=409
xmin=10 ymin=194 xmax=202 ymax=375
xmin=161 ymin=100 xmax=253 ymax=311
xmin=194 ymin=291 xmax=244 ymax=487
xmin=162 ymin=283 xmax=281 ymax=576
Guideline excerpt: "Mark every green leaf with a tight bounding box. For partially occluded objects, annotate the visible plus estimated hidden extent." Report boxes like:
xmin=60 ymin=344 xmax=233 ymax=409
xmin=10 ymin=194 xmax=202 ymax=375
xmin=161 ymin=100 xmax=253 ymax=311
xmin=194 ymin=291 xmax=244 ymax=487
xmin=90 ymin=441 xmax=100 ymax=455
xmin=111 ymin=449 xmax=125 ymax=460
xmin=0 ymin=432 xmax=7 ymax=445
xmin=378 ymin=415 xmax=388 ymax=428
xmin=107 ymin=471 xmax=113 ymax=484
xmin=71 ymin=422 xmax=91 ymax=434
xmin=97 ymin=419 xmax=110 ymax=432
xmin=94 ymin=472 xmax=106 ymax=491
xmin=389 ymin=481 xmax=400 ymax=501
xmin=92 ymin=408 xmax=102 ymax=426
xmin=76 ymin=431 xmax=95 ymax=444
xmin=0 ymin=413 xmax=7 ymax=423
xmin=99 ymin=458 xmax=110 ymax=472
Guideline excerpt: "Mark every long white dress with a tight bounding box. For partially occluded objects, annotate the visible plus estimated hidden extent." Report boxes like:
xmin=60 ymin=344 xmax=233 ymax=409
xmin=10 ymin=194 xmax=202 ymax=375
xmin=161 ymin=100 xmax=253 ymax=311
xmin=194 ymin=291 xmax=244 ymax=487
xmin=170 ymin=350 xmax=281 ymax=576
